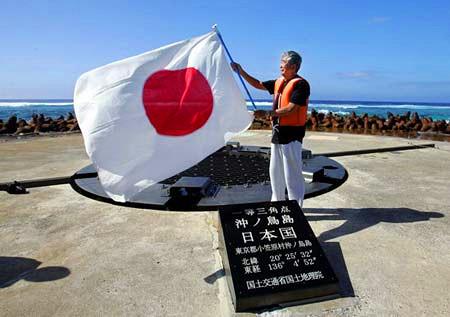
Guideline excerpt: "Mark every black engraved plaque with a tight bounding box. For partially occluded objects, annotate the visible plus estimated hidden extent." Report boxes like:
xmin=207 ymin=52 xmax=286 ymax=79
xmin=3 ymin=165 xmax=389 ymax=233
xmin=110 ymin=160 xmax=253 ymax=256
xmin=219 ymin=200 xmax=339 ymax=312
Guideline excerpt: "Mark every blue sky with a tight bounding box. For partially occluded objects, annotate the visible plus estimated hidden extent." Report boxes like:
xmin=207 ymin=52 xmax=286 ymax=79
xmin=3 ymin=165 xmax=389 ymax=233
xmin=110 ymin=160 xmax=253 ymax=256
xmin=1 ymin=0 xmax=450 ymax=102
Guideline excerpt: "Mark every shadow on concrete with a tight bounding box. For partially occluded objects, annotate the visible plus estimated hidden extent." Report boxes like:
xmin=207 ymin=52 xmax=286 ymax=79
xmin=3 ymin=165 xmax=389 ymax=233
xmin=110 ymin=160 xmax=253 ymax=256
xmin=0 ymin=256 xmax=70 ymax=288
xmin=320 ymin=241 xmax=354 ymax=297
xmin=304 ymin=207 xmax=444 ymax=242
xmin=303 ymin=207 xmax=444 ymax=297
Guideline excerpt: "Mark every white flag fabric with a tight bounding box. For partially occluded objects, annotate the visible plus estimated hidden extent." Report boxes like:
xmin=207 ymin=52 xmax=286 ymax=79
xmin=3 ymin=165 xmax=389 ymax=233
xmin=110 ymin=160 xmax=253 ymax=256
xmin=74 ymin=31 xmax=253 ymax=202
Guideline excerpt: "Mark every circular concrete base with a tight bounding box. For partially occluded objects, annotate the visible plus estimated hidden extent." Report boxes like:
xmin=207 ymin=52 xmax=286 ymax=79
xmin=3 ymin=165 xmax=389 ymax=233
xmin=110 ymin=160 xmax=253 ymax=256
xmin=70 ymin=144 xmax=348 ymax=211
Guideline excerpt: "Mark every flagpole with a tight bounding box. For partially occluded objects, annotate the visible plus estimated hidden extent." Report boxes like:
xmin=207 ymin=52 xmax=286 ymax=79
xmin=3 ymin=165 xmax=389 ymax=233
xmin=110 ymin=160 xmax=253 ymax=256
xmin=212 ymin=25 xmax=257 ymax=111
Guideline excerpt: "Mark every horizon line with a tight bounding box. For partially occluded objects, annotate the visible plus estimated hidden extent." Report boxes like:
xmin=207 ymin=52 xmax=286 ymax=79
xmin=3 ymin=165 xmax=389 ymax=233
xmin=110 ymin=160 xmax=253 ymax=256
xmin=1 ymin=98 xmax=450 ymax=105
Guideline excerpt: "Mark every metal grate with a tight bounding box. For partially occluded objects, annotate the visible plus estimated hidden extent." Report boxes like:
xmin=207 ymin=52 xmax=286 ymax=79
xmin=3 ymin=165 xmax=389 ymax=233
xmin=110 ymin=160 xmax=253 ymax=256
xmin=162 ymin=151 xmax=270 ymax=186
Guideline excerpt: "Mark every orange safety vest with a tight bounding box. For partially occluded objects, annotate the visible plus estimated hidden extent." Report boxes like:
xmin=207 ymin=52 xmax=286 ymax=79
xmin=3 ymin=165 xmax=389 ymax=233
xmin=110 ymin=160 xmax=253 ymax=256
xmin=274 ymin=77 xmax=309 ymax=126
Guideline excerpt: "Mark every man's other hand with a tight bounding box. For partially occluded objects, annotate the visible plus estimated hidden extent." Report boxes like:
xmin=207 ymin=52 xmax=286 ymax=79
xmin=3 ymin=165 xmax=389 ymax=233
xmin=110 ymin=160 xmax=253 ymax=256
xmin=254 ymin=110 xmax=267 ymax=119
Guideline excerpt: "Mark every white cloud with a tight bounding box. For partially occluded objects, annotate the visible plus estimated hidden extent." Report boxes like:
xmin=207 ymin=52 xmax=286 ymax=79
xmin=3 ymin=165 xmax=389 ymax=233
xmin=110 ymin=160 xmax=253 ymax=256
xmin=337 ymin=71 xmax=373 ymax=79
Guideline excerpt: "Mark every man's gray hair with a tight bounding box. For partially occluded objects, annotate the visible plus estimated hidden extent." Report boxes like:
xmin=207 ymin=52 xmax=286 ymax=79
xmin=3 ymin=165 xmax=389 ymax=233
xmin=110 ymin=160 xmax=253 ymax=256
xmin=281 ymin=51 xmax=302 ymax=71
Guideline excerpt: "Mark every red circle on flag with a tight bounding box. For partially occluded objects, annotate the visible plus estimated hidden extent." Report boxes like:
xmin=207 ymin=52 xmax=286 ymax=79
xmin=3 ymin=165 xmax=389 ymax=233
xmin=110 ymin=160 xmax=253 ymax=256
xmin=142 ymin=67 xmax=214 ymax=136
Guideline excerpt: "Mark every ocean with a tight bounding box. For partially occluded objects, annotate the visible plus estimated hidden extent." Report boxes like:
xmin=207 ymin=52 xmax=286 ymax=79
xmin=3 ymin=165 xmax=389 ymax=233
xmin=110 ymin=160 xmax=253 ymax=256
xmin=248 ymin=100 xmax=450 ymax=122
xmin=0 ymin=99 xmax=74 ymax=121
xmin=1 ymin=99 xmax=450 ymax=122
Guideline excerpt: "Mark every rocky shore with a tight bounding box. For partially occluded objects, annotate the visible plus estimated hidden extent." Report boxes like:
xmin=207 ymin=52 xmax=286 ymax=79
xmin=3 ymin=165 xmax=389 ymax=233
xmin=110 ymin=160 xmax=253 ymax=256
xmin=1 ymin=110 xmax=449 ymax=141
xmin=0 ymin=113 xmax=79 ymax=135
xmin=252 ymin=110 xmax=450 ymax=140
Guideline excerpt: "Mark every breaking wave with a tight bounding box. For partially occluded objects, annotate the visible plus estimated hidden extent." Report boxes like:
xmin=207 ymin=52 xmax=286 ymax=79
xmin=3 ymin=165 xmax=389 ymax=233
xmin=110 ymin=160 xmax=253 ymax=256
xmin=0 ymin=101 xmax=73 ymax=107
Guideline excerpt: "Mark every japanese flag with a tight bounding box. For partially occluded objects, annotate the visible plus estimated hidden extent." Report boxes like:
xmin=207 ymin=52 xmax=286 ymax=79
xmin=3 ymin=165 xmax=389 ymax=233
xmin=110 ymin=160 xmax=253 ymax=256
xmin=74 ymin=31 xmax=253 ymax=202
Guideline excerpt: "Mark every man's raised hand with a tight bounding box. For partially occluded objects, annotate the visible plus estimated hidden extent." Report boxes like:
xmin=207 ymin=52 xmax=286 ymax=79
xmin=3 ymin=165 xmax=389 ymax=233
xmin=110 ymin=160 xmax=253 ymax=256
xmin=230 ymin=62 xmax=242 ymax=74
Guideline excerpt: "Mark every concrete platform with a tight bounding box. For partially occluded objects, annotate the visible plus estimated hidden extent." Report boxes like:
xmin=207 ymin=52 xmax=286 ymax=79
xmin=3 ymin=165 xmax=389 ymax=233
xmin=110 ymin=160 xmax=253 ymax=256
xmin=0 ymin=131 xmax=449 ymax=316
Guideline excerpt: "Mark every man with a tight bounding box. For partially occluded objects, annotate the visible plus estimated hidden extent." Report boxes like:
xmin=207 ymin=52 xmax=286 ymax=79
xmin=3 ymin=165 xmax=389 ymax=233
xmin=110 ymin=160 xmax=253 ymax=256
xmin=231 ymin=51 xmax=310 ymax=207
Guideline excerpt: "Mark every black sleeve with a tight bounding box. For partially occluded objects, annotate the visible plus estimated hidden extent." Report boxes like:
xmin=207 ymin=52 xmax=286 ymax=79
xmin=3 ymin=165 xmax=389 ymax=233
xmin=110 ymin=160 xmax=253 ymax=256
xmin=262 ymin=80 xmax=276 ymax=95
xmin=290 ymin=80 xmax=310 ymax=105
